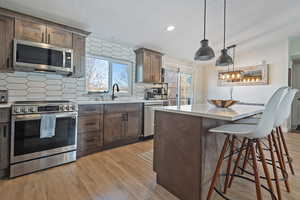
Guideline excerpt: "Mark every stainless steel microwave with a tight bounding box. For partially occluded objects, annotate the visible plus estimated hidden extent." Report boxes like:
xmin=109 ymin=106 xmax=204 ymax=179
xmin=13 ymin=39 xmax=73 ymax=75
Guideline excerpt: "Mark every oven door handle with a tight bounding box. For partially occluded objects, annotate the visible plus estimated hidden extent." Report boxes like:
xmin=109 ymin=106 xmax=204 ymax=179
xmin=13 ymin=112 xmax=78 ymax=121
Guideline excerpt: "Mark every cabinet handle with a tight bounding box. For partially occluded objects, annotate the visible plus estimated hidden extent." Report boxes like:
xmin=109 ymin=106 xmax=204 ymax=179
xmin=86 ymin=138 xmax=95 ymax=143
xmin=85 ymin=122 xmax=96 ymax=126
xmin=3 ymin=126 xmax=7 ymax=138
xmin=48 ymin=34 xmax=51 ymax=43
xmin=6 ymin=58 xmax=9 ymax=69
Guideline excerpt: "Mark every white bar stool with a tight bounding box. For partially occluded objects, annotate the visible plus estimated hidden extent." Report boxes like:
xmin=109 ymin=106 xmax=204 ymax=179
xmin=274 ymin=89 xmax=298 ymax=175
xmin=206 ymin=87 xmax=288 ymax=200
xmin=235 ymin=88 xmax=298 ymax=176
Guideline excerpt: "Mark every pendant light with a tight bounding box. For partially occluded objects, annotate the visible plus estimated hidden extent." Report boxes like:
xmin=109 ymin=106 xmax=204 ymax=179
xmin=194 ymin=0 xmax=215 ymax=61
xmin=216 ymin=0 xmax=233 ymax=66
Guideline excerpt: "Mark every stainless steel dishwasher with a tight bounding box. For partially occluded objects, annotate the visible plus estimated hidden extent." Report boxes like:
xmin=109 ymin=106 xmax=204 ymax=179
xmin=143 ymin=101 xmax=166 ymax=138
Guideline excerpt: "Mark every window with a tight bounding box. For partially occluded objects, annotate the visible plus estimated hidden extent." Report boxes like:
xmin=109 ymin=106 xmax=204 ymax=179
xmin=164 ymin=67 xmax=193 ymax=106
xmin=86 ymin=56 xmax=132 ymax=94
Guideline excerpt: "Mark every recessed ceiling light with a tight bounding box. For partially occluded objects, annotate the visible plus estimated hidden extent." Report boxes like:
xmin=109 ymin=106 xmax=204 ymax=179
xmin=166 ymin=25 xmax=175 ymax=32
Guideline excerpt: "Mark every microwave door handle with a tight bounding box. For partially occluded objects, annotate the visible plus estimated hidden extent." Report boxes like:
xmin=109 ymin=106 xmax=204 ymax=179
xmin=63 ymin=51 xmax=66 ymax=68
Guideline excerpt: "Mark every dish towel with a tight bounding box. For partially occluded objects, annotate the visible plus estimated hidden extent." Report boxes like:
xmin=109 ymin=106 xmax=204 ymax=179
xmin=40 ymin=114 xmax=56 ymax=139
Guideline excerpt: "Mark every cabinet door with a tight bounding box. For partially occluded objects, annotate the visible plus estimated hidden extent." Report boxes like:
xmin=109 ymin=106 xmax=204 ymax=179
xmin=143 ymin=51 xmax=152 ymax=83
xmin=46 ymin=26 xmax=73 ymax=48
xmin=15 ymin=19 xmax=46 ymax=43
xmin=0 ymin=15 xmax=14 ymax=72
xmin=72 ymin=34 xmax=86 ymax=77
xmin=126 ymin=111 xmax=142 ymax=139
xmin=103 ymin=112 xmax=125 ymax=145
xmin=0 ymin=123 xmax=9 ymax=170
xmin=151 ymin=54 xmax=162 ymax=83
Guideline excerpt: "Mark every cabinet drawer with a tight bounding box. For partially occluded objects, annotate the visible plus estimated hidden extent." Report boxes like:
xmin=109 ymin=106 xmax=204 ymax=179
xmin=78 ymin=131 xmax=102 ymax=152
xmin=104 ymin=103 xmax=143 ymax=113
xmin=78 ymin=115 xmax=102 ymax=133
xmin=0 ymin=108 xmax=10 ymax=123
xmin=79 ymin=104 xmax=103 ymax=116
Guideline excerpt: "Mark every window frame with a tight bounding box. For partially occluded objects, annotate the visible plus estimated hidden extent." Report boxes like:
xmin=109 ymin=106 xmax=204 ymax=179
xmin=86 ymin=55 xmax=133 ymax=96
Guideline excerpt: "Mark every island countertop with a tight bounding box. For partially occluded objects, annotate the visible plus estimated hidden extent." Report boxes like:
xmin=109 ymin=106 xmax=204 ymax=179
xmin=155 ymin=104 xmax=264 ymax=121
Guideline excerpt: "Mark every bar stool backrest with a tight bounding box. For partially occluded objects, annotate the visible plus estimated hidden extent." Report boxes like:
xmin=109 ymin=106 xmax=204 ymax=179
xmin=252 ymin=87 xmax=289 ymax=138
xmin=274 ymin=88 xmax=298 ymax=127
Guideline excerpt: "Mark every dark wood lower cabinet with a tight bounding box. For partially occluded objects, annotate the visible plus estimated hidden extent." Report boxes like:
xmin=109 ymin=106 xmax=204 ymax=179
xmin=77 ymin=105 xmax=104 ymax=158
xmin=103 ymin=112 xmax=124 ymax=145
xmin=0 ymin=108 xmax=10 ymax=178
xmin=103 ymin=103 xmax=143 ymax=148
xmin=77 ymin=103 xmax=143 ymax=158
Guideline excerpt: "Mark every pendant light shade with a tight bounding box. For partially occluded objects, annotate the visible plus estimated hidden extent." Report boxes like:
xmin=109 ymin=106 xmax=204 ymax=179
xmin=194 ymin=0 xmax=215 ymax=61
xmin=194 ymin=39 xmax=215 ymax=61
xmin=216 ymin=49 xmax=233 ymax=66
xmin=216 ymin=0 xmax=233 ymax=66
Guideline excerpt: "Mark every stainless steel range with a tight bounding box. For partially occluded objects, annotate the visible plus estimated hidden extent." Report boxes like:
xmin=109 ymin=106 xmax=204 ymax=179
xmin=10 ymin=101 xmax=78 ymax=177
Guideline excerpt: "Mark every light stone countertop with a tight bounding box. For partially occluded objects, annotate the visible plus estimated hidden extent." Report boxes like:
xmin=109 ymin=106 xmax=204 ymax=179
xmin=76 ymin=99 xmax=168 ymax=105
xmin=154 ymin=104 xmax=264 ymax=121
xmin=0 ymin=103 xmax=12 ymax=108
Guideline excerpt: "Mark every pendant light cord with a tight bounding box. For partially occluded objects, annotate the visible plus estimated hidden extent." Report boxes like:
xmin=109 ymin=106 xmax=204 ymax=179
xmin=203 ymin=0 xmax=207 ymax=39
xmin=233 ymin=46 xmax=235 ymax=71
xmin=223 ymin=0 xmax=226 ymax=49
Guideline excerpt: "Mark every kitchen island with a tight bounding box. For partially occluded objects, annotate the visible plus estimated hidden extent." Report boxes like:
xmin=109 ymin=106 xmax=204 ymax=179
xmin=153 ymin=104 xmax=264 ymax=200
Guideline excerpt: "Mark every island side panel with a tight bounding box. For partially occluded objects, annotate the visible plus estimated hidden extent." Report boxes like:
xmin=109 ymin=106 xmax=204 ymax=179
xmin=154 ymin=111 xmax=203 ymax=200
xmin=200 ymin=118 xmax=228 ymax=200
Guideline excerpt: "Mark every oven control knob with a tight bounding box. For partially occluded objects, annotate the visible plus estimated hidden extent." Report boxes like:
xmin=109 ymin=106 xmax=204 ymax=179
xmin=63 ymin=105 xmax=69 ymax=111
xmin=14 ymin=107 xmax=21 ymax=113
xmin=20 ymin=107 xmax=26 ymax=113
xmin=24 ymin=107 xmax=29 ymax=113
xmin=68 ymin=105 xmax=73 ymax=111
xmin=29 ymin=107 xmax=35 ymax=113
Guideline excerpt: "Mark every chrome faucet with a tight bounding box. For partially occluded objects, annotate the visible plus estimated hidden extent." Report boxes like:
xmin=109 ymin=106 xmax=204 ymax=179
xmin=112 ymin=83 xmax=120 ymax=100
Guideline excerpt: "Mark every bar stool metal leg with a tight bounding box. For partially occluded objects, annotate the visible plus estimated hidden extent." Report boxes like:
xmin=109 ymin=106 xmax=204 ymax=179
xmin=228 ymin=138 xmax=247 ymax=188
xmin=241 ymin=140 xmax=251 ymax=175
xmin=257 ymin=139 xmax=275 ymax=197
xmin=271 ymin=131 xmax=291 ymax=193
xmin=276 ymin=127 xmax=287 ymax=171
xmin=207 ymin=135 xmax=230 ymax=200
xmin=223 ymin=136 xmax=236 ymax=194
xmin=278 ymin=126 xmax=295 ymax=175
xmin=268 ymin=135 xmax=282 ymax=200
xmin=250 ymin=140 xmax=263 ymax=200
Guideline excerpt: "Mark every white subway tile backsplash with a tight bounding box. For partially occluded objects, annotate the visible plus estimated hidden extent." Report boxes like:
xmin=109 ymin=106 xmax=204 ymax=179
xmin=28 ymin=87 xmax=46 ymax=93
xmin=0 ymin=34 xmax=171 ymax=101
xmin=27 ymin=81 xmax=46 ymax=88
xmin=27 ymin=75 xmax=47 ymax=82
xmin=6 ymin=77 xmax=27 ymax=84
xmin=46 ymin=85 xmax=62 ymax=91
xmin=6 ymin=83 xmax=27 ymax=90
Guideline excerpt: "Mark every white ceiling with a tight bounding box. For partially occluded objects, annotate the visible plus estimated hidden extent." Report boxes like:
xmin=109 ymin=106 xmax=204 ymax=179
xmin=1 ymin=0 xmax=300 ymax=61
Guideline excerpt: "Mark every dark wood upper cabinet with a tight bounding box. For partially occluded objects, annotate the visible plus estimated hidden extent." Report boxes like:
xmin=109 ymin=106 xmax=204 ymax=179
xmin=0 ymin=15 xmax=14 ymax=72
xmin=135 ymin=48 xmax=163 ymax=83
xmin=46 ymin=26 xmax=72 ymax=48
xmin=72 ymin=34 xmax=86 ymax=78
xmin=15 ymin=18 xmax=46 ymax=43
xmin=151 ymin=53 xmax=162 ymax=83
xmin=15 ymin=19 xmax=73 ymax=49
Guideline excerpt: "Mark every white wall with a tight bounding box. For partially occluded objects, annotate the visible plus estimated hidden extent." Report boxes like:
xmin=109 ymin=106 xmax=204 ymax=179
xmin=200 ymin=39 xmax=289 ymax=105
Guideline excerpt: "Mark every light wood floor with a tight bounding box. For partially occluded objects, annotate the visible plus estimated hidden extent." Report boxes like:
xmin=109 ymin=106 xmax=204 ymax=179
xmin=1 ymin=133 xmax=300 ymax=200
